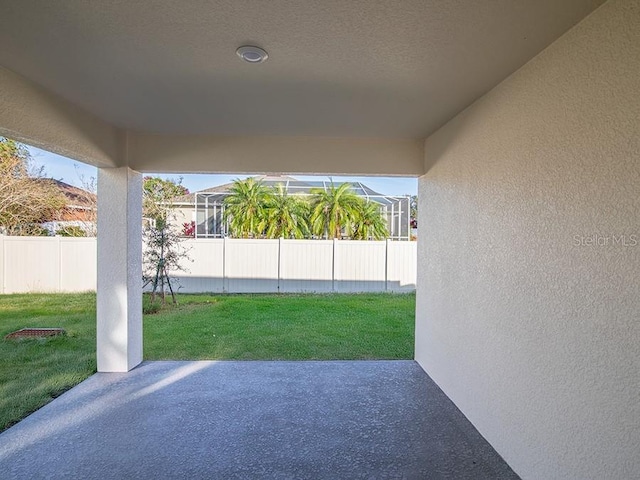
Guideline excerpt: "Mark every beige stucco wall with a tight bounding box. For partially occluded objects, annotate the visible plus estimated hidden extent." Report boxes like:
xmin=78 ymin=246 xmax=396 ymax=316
xmin=415 ymin=0 xmax=640 ymax=479
xmin=0 ymin=67 xmax=123 ymax=168
xmin=127 ymin=133 xmax=424 ymax=176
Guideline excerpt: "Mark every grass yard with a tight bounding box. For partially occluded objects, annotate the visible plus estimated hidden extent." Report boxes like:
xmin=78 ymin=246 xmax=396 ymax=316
xmin=144 ymin=293 xmax=414 ymax=360
xmin=0 ymin=292 xmax=414 ymax=431
xmin=0 ymin=293 xmax=96 ymax=433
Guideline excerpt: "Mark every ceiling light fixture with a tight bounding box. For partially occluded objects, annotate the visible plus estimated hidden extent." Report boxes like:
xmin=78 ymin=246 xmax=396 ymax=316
xmin=236 ymin=45 xmax=269 ymax=64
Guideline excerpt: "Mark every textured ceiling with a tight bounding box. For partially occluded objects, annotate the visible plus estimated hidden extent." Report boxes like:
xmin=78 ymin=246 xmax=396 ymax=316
xmin=0 ymin=0 xmax=604 ymax=138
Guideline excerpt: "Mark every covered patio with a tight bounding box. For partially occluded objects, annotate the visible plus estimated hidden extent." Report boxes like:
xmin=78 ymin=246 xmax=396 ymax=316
xmin=0 ymin=0 xmax=638 ymax=479
xmin=0 ymin=361 xmax=517 ymax=479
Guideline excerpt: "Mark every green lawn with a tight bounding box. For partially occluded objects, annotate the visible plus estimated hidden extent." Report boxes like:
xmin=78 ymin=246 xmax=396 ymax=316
xmin=0 ymin=293 xmax=96 ymax=433
xmin=0 ymin=292 xmax=414 ymax=431
xmin=145 ymin=293 xmax=415 ymax=360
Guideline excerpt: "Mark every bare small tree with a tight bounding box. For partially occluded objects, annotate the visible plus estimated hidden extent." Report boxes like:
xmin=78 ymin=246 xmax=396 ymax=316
xmin=142 ymin=176 xmax=191 ymax=305
xmin=0 ymin=138 xmax=66 ymax=235
xmin=143 ymin=224 xmax=186 ymax=304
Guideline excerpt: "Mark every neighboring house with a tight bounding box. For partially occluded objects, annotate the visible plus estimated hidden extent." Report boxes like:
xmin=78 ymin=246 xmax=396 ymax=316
xmin=171 ymin=175 xmax=412 ymax=240
xmin=42 ymin=179 xmax=97 ymax=235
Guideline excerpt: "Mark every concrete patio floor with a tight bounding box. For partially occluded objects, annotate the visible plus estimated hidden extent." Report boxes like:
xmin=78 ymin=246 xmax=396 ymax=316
xmin=0 ymin=361 xmax=519 ymax=479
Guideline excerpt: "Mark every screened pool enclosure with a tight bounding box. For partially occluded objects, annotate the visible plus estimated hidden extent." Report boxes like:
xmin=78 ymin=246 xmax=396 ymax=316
xmin=173 ymin=176 xmax=411 ymax=240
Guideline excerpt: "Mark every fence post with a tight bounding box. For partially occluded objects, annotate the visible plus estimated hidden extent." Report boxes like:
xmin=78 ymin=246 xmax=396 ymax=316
xmin=277 ymin=237 xmax=282 ymax=293
xmin=222 ymin=236 xmax=227 ymax=293
xmin=0 ymin=235 xmax=4 ymax=294
xmin=56 ymin=235 xmax=62 ymax=292
xmin=385 ymin=238 xmax=390 ymax=292
xmin=332 ymin=238 xmax=337 ymax=292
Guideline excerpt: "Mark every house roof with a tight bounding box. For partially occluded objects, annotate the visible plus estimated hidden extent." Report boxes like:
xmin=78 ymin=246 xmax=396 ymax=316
xmin=176 ymin=175 xmax=300 ymax=200
xmin=173 ymin=175 xmax=402 ymax=207
xmin=49 ymin=179 xmax=96 ymax=210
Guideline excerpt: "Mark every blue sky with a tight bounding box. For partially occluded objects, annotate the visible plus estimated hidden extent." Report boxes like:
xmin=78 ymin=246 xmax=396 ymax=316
xmin=28 ymin=145 xmax=417 ymax=196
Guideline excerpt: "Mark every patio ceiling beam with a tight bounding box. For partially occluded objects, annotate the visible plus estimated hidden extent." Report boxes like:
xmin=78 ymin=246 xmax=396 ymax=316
xmin=126 ymin=133 xmax=425 ymax=176
xmin=0 ymin=66 xmax=425 ymax=177
xmin=0 ymin=67 xmax=124 ymax=168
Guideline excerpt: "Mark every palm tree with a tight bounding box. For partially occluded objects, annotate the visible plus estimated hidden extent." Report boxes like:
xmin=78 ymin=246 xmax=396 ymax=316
xmin=263 ymin=184 xmax=310 ymax=239
xmin=310 ymin=182 xmax=361 ymax=239
xmin=351 ymin=200 xmax=388 ymax=240
xmin=223 ymin=178 xmax=268 ymax=238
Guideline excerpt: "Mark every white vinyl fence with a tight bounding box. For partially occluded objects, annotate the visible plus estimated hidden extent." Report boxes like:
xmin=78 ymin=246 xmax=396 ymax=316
xmin=0 ymin=236 xmax=97 ymax=293
xmin=0 ymin=236 xmax=416 ymax=294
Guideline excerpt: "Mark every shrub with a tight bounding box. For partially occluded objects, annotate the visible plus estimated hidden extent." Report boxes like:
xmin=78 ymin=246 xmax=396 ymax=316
xmin=182 ymin=221 xmax=196 ymax=237
xmin=56 ymin=226 xmax=87 ymax=237
xmin=143 ymin=295 xmax=161 ymax=315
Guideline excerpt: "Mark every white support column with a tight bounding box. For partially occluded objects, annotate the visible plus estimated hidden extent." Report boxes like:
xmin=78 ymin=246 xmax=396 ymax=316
xmin=97 ymin=167 xmax=143 ymax=372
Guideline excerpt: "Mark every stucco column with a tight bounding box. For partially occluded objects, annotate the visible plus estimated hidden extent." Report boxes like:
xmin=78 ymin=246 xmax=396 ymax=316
xmin=97 ymin=167 xmax=143 ymax=372
xmin=414 ymin=173 xmax=431 ymax=370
